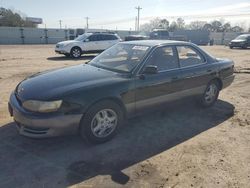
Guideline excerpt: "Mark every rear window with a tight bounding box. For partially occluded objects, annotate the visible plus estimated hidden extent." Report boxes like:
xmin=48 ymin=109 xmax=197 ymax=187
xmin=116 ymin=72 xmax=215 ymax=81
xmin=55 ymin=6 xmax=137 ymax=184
xmin=177 ymin=46 xmax=205 ymax=67
xmin=102 ymin=34 xmax=118 ymax=40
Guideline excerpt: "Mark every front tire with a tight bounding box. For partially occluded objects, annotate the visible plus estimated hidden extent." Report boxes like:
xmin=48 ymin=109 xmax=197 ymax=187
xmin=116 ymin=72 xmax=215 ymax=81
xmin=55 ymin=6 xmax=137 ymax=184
xmin=200 ymin=81 xmax=220 ymax=107
xmin=80 ymin=100 xmax=124 ymax=144
xmin=70 ymin=47 xmax=82 ymax=58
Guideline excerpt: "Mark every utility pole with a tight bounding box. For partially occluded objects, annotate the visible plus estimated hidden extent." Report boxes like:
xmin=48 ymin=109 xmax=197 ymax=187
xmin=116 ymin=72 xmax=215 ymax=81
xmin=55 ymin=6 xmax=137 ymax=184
xmin=85 ymin=17 xmax=89 ymax=29
xmin=135 ymin=6 xmax=142 ymax=31
xmin=59 ymin=20 xmax=62 ymax=29
xmin=135 ymin=16 xmax=137 ymax=31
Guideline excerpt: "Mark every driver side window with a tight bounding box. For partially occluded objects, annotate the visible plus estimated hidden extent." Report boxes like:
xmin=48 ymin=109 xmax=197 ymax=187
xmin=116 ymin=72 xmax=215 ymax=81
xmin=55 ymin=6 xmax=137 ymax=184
xmin=88 ymin=35 xmax=99 ymax=41
xmin=146 ymin=46 xmax=179 ymax=71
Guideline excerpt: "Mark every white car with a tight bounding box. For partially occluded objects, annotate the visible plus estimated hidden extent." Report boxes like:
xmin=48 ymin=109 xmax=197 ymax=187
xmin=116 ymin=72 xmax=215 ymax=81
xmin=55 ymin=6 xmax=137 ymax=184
xmin=55 ymin=32 xmax=122 ymax=58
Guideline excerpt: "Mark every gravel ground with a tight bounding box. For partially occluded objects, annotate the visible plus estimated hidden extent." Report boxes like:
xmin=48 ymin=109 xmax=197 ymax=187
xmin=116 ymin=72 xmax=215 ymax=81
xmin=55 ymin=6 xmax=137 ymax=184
xmin=0 ymin=45 xmax=249 ymax=188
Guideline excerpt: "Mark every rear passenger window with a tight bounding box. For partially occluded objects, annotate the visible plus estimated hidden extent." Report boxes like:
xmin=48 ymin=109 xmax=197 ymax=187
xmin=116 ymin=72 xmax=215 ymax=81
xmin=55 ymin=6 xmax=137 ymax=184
xmin=177 ymin=46 xmax=205 ymax=67
xmin=146 ymin=46 xmax=179 ymax=71
xmin=103 ymin=35 xmax=118 ymax=40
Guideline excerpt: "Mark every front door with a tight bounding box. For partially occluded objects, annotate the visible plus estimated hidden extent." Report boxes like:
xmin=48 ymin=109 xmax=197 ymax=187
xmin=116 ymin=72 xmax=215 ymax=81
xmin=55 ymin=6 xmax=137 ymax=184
xmin=84 ymin=34 xmax=102 ymax=51
xmin=135 ymin=46 xmax=183 ymax=112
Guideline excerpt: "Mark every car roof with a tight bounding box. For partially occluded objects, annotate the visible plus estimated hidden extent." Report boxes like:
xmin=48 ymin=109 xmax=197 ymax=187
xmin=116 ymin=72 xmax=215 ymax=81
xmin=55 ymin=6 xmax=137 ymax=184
xmin=239 ymin=34 xmax=250 ymax=37
xmin=87 ymin=32 xmax=116 ymax=36
xmin=121 ymin=40 xmax=191 ymax=47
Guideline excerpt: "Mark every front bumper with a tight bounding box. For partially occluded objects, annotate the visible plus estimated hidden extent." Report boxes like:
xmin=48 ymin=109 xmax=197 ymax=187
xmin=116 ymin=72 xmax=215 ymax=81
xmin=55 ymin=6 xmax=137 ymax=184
xmin=55 ymin=49 xmax=68 ymax=54
xmin=229 ymin=43 xmax=245 ymax=47
xmin=8 ymin=92 xmax=82 ymax=138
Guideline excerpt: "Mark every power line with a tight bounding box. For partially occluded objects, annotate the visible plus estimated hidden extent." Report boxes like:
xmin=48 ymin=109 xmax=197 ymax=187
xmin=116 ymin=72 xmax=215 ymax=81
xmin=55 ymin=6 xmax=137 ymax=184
xmin=135 ymin=6 xmax=142 ymax=31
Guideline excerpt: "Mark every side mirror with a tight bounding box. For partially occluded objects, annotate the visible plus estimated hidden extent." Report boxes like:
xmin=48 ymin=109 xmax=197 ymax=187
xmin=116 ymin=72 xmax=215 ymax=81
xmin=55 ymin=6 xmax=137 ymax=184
xmin=142 ymin=65 xmax=158 ymax=74
xmin=84 ymin=38 xmax=90 ymax=42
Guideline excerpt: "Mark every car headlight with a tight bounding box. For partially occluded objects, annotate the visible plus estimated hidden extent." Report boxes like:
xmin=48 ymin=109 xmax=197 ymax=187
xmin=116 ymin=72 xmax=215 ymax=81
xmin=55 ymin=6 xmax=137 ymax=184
xmin=22 ymin=100 xmax=62 ymax=113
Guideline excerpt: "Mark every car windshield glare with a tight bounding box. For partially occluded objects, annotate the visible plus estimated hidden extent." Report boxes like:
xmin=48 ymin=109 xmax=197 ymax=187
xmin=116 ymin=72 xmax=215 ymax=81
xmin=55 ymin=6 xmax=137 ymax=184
xmin=74 ymin=34 xmax=90 ymax=41
xmin=235 ymin=35 xmax=247 ymax=40
xmin=89 ymin=43 xmax=150 ymax=73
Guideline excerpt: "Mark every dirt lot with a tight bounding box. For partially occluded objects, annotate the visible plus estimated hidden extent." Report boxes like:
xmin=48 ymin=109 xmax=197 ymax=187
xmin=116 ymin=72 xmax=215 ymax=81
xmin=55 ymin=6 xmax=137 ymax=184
xmin=0 ymin=45 xmax=249 ymax=188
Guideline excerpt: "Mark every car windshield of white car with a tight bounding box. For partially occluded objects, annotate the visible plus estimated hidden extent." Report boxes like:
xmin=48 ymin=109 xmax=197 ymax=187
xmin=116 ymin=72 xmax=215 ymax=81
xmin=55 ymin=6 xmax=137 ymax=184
xmin=89 ymin=43 xmax=150 ymax=73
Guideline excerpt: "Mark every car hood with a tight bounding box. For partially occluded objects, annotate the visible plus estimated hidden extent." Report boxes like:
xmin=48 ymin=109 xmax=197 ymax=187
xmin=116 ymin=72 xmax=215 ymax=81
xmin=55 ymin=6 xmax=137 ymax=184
xmin=231 ymin=39 xmax=246 ymax=43
xmin=16 ymin=64 xmax=123 ymax=101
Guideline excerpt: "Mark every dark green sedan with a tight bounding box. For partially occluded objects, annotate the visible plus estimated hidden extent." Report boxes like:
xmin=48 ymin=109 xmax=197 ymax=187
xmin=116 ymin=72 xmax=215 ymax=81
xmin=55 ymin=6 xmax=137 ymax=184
xmin=9 ymin=40 xmax=235 ymax=143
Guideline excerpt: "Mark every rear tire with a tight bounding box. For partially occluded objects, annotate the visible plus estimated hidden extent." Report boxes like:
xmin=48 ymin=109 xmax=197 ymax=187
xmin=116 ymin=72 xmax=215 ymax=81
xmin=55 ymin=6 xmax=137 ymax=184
xmin=80 ymin=100 xmax=124 ymax=144
xmin=230 ymin=46 xmax=233 ymax=49
xmin=199 ymin=80 xmax=220 ymax=107
xmin=70 ymin=47 xmax=82 ymax=58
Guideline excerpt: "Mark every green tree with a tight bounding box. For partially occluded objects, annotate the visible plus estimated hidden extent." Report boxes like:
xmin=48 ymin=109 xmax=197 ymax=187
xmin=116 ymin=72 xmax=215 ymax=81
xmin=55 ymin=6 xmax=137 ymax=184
xmin=176 ymin=17 xmax=185 ymax=29
xmin=159 ymin=19 xmax=169 ymax=30
xmin=0 ymin=7 xmax=37 ymax=27
xmin=169 ymin=21 xmax=178 ymax=32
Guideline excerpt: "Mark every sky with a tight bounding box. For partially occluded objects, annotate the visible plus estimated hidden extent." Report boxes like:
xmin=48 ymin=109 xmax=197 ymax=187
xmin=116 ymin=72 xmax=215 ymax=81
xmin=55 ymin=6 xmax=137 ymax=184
xmin=1 ymin=0 xmax=250 ymax=30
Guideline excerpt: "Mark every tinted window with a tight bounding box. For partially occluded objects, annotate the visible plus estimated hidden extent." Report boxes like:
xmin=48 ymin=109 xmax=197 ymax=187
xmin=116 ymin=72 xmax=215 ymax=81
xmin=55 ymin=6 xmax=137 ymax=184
xmin=177 ymin=46 xmax=205 ymax=67
xmin=88 ymin=35 xmax=100 ymax=41
xmin=146 ymin=46 xmax=179 ymax=71
xmin=102 ymin=34 xmax=118 ymax=40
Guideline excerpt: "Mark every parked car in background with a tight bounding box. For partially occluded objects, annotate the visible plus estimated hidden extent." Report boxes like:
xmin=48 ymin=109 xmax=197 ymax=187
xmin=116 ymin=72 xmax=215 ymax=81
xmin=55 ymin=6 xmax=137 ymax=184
xmin=9 ymin=40 xmax=234 ymax=143
xmin=124 ymin=34 xmax=148 ymax=41
xmin=55 ymin=32 xmax=122 ymax=58
xmin=149 ymin=29 xmax=169 ymax=39
xmin=229 ymin=34 xmax=250 ymax=49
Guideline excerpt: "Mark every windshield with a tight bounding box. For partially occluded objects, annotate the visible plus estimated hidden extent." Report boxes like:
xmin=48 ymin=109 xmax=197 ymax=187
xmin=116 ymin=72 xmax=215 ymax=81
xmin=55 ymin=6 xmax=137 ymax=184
xmin=89 ymin=43 xmax=150 ymax=73
xmin=74 ymin=33 xmax=90 ymax=41
xmin=235 ymin=35 xmax=247 ymax=40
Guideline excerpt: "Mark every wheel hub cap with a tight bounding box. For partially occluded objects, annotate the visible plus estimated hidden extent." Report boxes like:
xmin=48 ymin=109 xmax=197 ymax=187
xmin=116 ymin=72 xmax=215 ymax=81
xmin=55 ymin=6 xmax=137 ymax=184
xmin=91 ymin=109 xmax=118 ymax=138
xmin=205 ymin=84 xmax=217 ymax=103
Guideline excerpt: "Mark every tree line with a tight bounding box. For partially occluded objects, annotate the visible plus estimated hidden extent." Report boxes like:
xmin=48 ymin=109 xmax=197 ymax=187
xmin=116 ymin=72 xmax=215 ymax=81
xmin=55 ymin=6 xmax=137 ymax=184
xmin=141 ymin=17 xmax=249 ymax=33
xmin=0 ymin=7 xmax=37 ymax=28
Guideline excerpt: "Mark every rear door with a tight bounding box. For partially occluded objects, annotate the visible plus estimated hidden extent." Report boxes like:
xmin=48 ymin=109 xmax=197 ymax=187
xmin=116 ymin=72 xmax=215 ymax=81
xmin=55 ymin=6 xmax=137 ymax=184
xmin=176 ymin=45 xmax=215 ymax=96
xmin=100 ymin=34 xmax=120 ymax=50
xmin=135 ymin=46 xmax=183 ymax=111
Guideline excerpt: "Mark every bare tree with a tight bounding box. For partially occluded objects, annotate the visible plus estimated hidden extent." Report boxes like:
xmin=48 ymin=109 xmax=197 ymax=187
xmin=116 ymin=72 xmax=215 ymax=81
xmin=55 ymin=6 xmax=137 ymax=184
xmin=231 ymin=26 xmax=244 ymax=32
xmin=169 ymin=21 xmax=178 ymax=32
xmin=140 ymin=17 xmax=170 ymax=31
xmin=222 ymin=22 xmax=231 ymax=32
xmin=188 ymin=21 xmax=207 ymax=30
